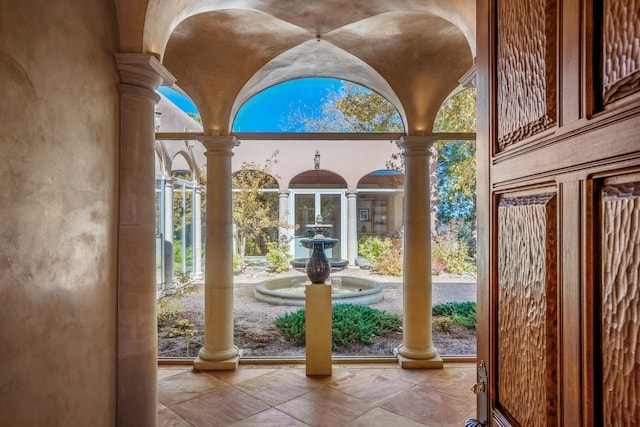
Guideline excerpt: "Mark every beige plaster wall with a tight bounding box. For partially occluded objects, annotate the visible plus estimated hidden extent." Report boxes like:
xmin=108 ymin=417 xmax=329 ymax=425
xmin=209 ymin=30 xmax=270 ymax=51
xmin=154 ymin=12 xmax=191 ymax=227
xmin=0 ymin=1 xmax=120 ymax=425
xmin=233 ymin=139 xmax=400 ymax=190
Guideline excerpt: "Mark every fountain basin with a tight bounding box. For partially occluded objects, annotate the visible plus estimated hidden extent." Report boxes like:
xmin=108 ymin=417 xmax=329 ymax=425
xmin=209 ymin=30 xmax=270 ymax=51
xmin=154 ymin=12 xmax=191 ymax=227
xmin=290 ymin=258 xmax=349 ymax=273
xmin=255 ymin=275 xmax=384 ymax=306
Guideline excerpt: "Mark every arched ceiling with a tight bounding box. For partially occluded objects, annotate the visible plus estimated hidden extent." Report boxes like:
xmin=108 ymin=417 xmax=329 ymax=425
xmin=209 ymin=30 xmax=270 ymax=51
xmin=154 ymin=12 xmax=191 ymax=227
xmin=119 ymin=0 xmax=475 ymax=135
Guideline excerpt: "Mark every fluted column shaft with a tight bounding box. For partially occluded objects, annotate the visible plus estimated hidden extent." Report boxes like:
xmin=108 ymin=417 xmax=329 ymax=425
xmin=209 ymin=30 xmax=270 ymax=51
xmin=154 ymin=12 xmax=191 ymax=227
xmin=346 ymin=191 xmax=358 ymax=265
xmin=194 ymin=135 xmax=240 ymax=370
xmin=397 ymin=136 xmax=442 ymax=368
xmin=116 ymin=53 xmax=175 ymax=426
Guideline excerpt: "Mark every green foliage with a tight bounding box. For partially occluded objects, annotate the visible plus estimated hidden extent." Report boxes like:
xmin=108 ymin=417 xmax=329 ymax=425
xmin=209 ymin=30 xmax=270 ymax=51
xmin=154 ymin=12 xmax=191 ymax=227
xmin=334 ymin=83 xmax=404 ymax=132
xmin=233 ymin=152 xmax=289 ymax=258
xmin=274 ymin=310 xmax=306 ymax=346
xmin=372 ymin=247 xmax=403 ymax=276
xmin=173 ymin=243 xmax=193 ymax=272
xmin=233 ymin=253 xmax=245 ymax=274
xmin=358 ymin=236 xmax=402 ymax=276
xmin=358 ymin=236 xmax=393 ymax=263
xmin=432 ymin=230 xmax=476 ymax=274
xmin=281 ymin=82 xmax=403 ymax=132
xmin=432 ymin=302 xmax=476 ymax=329
xmin=433 ymin=88 xmax=476 ymax=133
xmin=265 ymin=240 xmax=292 ymax=272
xmin=275 ymin=304 xmax=402 ymax=350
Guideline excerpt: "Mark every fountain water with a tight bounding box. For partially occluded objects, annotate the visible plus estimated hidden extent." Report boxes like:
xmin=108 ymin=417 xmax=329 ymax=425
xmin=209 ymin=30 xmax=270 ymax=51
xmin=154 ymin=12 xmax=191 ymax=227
xmin=254 ymin=215 xmax=383 ymax=306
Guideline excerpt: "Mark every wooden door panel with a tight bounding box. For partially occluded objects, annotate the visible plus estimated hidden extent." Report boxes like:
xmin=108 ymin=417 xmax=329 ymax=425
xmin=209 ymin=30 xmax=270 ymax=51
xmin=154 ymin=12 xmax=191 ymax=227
xmin=495 ymin=193 xmax=558 ymax=425
xmin=602 ymin=0 xmax=640 ymax=105
xmin=599 ymin=176 xmax=640 ymax=425
xmin=496 ymin=0 xmax=557 ymax=151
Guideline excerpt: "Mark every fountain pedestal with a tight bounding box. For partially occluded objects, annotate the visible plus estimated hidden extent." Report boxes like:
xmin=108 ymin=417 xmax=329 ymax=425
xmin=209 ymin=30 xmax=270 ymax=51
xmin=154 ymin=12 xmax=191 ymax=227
xmin=305 ymin=284 xmax=332 ymax=376
xmin=301 ymin=216 xmax=337 ymax=376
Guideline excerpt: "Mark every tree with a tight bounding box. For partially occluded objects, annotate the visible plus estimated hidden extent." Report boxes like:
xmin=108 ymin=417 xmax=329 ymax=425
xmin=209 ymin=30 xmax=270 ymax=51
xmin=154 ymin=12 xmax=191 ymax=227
xmin=433 ymin=88 xmax=477 ymax=251
xmin=232 ymin=152 xmax=286 ymax=258
xmin=280 ymin=82 xmax=403 ymax=133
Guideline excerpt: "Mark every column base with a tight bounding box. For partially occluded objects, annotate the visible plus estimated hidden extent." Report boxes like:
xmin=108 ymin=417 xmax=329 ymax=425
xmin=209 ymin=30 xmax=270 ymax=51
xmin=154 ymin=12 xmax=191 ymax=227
xmin=193 ymin=347 xmax=241 ymax=371
xmin=193 ymin=354 xmax=240 ymax=371
xmin=394 ymin=347 xmax=444 ymax=369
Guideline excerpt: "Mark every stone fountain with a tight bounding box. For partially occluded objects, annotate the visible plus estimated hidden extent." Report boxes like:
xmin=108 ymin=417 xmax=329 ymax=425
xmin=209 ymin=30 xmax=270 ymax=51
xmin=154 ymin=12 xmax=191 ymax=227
xmin=300 ymin=215 xmax=339 ymax=283
xmin=254 ymin=216 xmax=383 ymax=306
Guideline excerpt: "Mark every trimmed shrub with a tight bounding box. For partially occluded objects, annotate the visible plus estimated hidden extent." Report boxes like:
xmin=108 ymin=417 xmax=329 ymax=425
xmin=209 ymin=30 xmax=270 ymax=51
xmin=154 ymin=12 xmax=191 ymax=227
xmin=275 ymin=303 xmax=401 ymax=350
xmin=432 ymin=301 xmax=476 ymax=329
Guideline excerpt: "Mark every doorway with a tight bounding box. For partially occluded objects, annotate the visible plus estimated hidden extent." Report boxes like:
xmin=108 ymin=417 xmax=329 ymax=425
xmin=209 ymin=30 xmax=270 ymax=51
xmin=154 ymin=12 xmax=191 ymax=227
xmin=290 ymin=191 xmax=345 ymax=259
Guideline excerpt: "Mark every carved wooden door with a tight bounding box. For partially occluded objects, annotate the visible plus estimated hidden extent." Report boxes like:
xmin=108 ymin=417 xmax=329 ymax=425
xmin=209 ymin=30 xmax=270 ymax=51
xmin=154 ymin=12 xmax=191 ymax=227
xmin=476 ymin=0 xmax=640 ymax=425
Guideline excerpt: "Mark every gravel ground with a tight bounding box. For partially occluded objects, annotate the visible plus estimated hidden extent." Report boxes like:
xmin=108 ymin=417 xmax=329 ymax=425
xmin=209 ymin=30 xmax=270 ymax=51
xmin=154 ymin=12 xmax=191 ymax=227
xmin=158 ymin=266 xmax=477 ymax=358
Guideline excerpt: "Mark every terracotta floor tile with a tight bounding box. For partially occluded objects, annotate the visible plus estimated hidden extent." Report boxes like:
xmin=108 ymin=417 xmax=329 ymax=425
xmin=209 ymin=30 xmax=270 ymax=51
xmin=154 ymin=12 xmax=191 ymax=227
xmin=235 ymin=369 xmax=324 ymax=406
xmin=381 ymin=384 xmax=475 ymax=427
xmin=158 ymin=403 xmax=193 ymax=427
xmin=157 ymin=363 xmax=478 ymax=427
xmin=421 ymin=364 xmax=477 ymax=400
xmin=157 ymin=366 xmax=192 ymax=381
xmin=171 ymin=387 xmax=270 ymax=427
xmin=159 ymin=371 xmax=228 ymax=406
xmin=344 ymin=407 xmax=426 ymax=427
xmin=228 ymin=407 xmax=310 ymax=426
xmin=329 ymin=370 xmax=414 ymax=404
xmin=276 ymin=387 xmax=375 ymax=426
xmin=207 ymin=368 xmax=275 ymax=385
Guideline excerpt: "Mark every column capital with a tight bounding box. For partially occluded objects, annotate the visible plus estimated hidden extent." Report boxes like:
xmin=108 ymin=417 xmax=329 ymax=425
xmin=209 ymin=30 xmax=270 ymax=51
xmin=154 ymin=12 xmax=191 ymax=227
xmin=399 ymin=135 xmax=437 ymax=156
xmin=346 ymin=191 xmax=358 ymax=198
xmin=278 ymin=191 xmax=290 ymax=198
xmin=116 ymin=53 xmax=176 ymax=99
xmin=198 ymin=135 xmax=238 ymax=156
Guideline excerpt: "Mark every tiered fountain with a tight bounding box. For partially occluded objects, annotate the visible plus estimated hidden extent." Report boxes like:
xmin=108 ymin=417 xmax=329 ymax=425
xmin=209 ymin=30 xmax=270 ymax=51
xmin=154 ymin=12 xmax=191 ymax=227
xmin=254 ymin=216 xmax=383 ymax=306
xmin=256 ymin=216 xmax=386 ymax=376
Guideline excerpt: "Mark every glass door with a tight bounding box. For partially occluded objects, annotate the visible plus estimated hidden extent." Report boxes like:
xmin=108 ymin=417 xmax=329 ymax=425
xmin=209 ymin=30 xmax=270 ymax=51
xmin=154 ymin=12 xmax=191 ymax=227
xmin=292 ymin=191 xmax=344 ymax=259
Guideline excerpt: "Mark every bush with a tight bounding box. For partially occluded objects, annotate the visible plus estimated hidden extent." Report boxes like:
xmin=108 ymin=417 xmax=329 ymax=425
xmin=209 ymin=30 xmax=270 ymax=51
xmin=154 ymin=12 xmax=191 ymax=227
xmin=358 ymin=236 xmax=393 ymax=263
xmin=359 ymin=236 xmax=403 ymax=276
xmin=432 ymin=235 xmax=475 ymax=275
xmin=275 ymin=303 xmax=402 ymax=350
xmin=157 ymin=276 xmax=198 ymax=322
xmin=265 ymin=240 xmax=292 ymax=272
xmin=372 ymin=247 xmax=403 ymax=276
xmin=432 ymin=302 xmax=476 ymax=329
xmin=233 ymin=253 xmax=245 ymax=274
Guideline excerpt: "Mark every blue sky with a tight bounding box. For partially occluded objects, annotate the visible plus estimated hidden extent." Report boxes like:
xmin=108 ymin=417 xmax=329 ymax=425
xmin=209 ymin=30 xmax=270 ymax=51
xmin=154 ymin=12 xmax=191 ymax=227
xmin=158 ymin=78 xmax=347 ymax=132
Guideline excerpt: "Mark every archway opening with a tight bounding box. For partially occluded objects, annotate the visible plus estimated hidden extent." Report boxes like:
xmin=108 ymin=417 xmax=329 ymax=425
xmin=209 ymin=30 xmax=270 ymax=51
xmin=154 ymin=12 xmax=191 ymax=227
xmin=233 ymin=78 xmax=404 ymax=133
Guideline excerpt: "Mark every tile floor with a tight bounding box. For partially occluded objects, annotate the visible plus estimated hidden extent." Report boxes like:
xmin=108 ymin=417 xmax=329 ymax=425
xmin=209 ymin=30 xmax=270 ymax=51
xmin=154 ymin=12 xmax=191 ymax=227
xmin=158 ymin=362 xmax=477 ymax=426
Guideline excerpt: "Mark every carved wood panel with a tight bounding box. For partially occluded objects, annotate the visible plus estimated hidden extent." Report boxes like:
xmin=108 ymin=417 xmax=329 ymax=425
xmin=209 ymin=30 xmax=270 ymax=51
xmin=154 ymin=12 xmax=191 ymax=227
xmin=603 ymin=0 xmax=640 ymax=104
xmin=497 ymin=193 xmax=558 ymax=425
xmin=496 ymin=0 xmax=557 ymax=150
xmin=601 ymin=180 xmax=640 ymax=425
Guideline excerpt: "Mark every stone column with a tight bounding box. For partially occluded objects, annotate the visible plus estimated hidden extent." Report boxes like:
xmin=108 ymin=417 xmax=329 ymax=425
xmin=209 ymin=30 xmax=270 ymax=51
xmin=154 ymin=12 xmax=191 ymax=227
xmin=116 ymin=53 xmax=175 ymax=426
xmin=163 ymin=177 xmax=175 ymax=288
xmin=193 ymin=186 xmax=203 ymax=278
xmin=278 ymin=191 xmax=290 ymax=242
xmin=396 ymin=136 xmax=443 ymax=368
xmin=193 ymin=135 xmax=240 ymax=370
xmin=346 ymin=191 xmax=358 ymax=265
